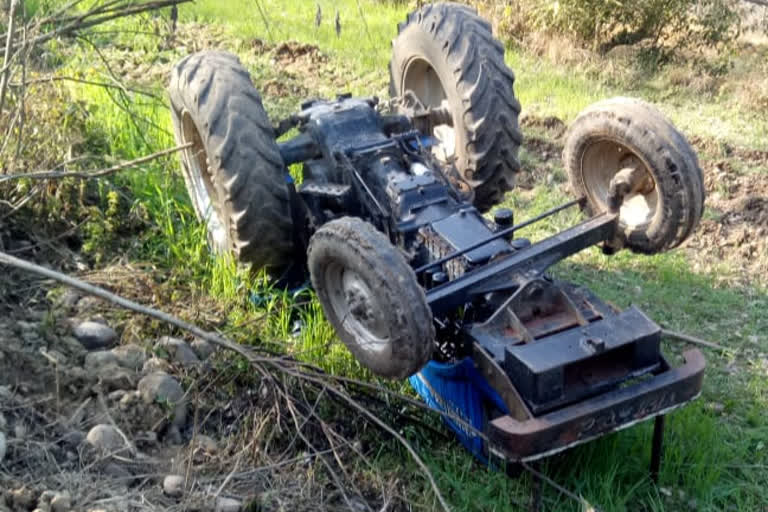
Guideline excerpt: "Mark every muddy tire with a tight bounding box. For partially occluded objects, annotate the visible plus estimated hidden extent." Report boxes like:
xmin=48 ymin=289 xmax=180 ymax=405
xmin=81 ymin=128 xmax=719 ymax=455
xmin=168 ymin=51 xmax=294 ymax=270
xmin=390 ymin=2 xmax=522 ymax=211
xmin=563 ymin=97 xmax=704 ymax=254
xmin=308 ymin=218 xmax=434 ymax=379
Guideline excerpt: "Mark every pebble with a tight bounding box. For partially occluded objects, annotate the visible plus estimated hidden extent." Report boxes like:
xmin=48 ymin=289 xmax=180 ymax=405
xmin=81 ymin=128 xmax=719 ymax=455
xmin=0 ymin=431 xmax=6 ymax=463
xmin=215 ymin=497 xmax=242 ymax=512
xmin=104 ymin=462 xmax=132 ymax=480
xmin=137 ymin=372 xmax=187 ymax=426
xmin=14 ymin=423 xmax=27 ymax=439
xmin=61 ymin=430 xmax=86 ymax=447
xmin=58 ymin=336 xmax=87 ymax=358
xmin=50 ymin=491 xmax=72 ymax=512
xmin=9 ymin=487 xmax=36 ymax=510
xmin=157 ymin=336 xmax=200 ymax=367
xmin=73 ymin=321 xmax=117 ymax=350
xmin=191 ymin=338 xmax=215 ymax=360
xmin=142 ymin=357 xmax=171 ymax=374
xmin=84 ymin=351 xmax=119 ymax=371
xmin=111 ymin=344 xmax=147 ymax=371
xmin=163 ymin=474 xmax=185 ymax=498
xmin=193 ymin=434 xmax=218 ymax=454
xmin=86 ymin=424 xmax=125 ymax=453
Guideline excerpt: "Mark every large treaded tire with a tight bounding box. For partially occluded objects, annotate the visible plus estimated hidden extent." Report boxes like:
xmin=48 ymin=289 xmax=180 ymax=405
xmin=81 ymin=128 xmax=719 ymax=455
xmin=308 ymin=218 xmax=434 ymax=379
xmin=168 ymin=51 xmax=294 ymax=270
xmin=390 ymin=2 xmax=522 ymax=211
xmin=563 ymin=97 xmax=704 ymax=254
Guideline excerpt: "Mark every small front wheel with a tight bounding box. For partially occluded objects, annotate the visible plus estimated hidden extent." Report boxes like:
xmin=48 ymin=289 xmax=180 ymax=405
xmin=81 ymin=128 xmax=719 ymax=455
xmin=563 ymin=97 xmax=704 ymax=254
xmin=308 ymin=218 xmax=434 ymax=379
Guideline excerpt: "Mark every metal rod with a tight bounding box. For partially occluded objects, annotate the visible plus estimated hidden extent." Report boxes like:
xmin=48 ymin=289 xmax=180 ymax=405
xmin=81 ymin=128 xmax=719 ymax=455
xmin=650 ymin=414 xmax=665 ymax=483
xmin=415 ymin=197 xmax=585 ymax=274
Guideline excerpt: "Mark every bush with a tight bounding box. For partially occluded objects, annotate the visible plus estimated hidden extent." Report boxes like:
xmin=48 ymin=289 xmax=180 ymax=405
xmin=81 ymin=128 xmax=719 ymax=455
xmin=472 ymin=0 xmax=740 ymax=56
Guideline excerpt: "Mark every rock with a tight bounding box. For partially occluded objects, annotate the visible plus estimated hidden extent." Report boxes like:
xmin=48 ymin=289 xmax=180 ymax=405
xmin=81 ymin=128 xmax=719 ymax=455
xmin=138 ymin=372 xmax=184 ymax=404
xmin=45 ymin=349 xmax=68 ymax=365
xmin=86 ymin=424 xmax=126 ymax=453
xmin=118 ymin=391 xmax=139 ymax=409
xmin=76 ymin=296 xmax=103 ymax=314
xmin=0 ymin=431 xmax=6 ymax=463
xmin=142 ymin=357 xmax=170 ymax=374
xmin=111 ymin=344 xmax=147 ymax=371
xmin=191 ymin=338 xmax=215 ymax=360
xmin=73 ymin=321 xmax=117 ymax=350
xmin=61 ymin=430 xmax=86 ymax=447
xmin=55 ymin=289 xmax=81 ymax=310
xmin=0 ymin=385 xmax=12 ymax=401
xmin=58 ymin=336 xmax=87 ymax=359
xmin=137 ymin=372 xmax=187 ymax=426
xmin=104 ymin=462 xmax=132 ymax=480
xmin=0 ymin=411 xmax=6 ymax=429
xmin=215 ymin=497 xmax=242 ymax=512
xmin=50 ymin=492 xmax=71 ymax=512
xmin=157 ymin=337 xmax=200 ymax=367
xmin=163 ymin=474 xmax=185 ymax=498
xmin=192 ymin=434 xmax=217 ymax=454
xmin=9 ymin=487 xmax=36 ymax=510
xmin=84 ymin=351 xmax=119 ymax=371
xmin=97 ymin=365 xmax=136 ymax=391
xmin=14 ymin=422 xmax=27 ymax=439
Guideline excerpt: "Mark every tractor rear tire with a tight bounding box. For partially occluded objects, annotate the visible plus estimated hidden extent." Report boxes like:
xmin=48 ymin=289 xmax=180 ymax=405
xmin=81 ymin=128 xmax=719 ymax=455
xmin=563 ymin=97 xmax=704 ymax=254
xmin=390 ymin=2 xmax=523 ymax=211
xmin=308 ymin=217 xmax=434 ymax=379
xmin=168 ymin=51 xmax=295 ymax=271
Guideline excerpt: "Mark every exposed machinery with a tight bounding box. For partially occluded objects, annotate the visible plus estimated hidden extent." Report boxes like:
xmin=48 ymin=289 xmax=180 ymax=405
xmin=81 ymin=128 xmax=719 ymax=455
xmin=168 ymin=3 xmax=705 ymax=466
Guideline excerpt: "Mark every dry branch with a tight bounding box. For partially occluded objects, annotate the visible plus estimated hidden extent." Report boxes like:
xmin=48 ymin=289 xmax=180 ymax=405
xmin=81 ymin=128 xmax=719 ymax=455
xmin=0 ymin=143 xmax=191 ymax=182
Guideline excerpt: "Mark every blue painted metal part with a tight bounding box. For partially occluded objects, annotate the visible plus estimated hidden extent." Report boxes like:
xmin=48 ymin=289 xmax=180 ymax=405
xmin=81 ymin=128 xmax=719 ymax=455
xmin=409 ymin=358 xmax=508 ymax=464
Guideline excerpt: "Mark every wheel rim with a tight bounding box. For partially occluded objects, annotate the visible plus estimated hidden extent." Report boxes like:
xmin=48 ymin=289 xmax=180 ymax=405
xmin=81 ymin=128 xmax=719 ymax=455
xmin=581 ymin=139 xmax=660 ymax=228
xmin=402 ymin=57 xmax=456 ymax=163
xmin=323 ymin=262 xmax=391 ymax=356
xmin=179 ymin=111 xmax=228 ymax=250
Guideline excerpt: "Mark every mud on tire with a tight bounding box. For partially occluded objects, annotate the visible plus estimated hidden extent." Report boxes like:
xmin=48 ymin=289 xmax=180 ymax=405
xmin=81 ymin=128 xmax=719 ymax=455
xmin=390 ymin=2 xmax=523 ymax=211
xmin=308 ymin=218 xmax=435 ymax=379
xmin=563 ymin=97 xmax=705 ymax=254
xmin=168 ymin=51 xmax=295 ymax=270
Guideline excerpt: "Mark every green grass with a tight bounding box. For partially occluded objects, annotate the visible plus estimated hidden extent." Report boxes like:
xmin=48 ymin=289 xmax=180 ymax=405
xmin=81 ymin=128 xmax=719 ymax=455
xmin=48 ymin=1 xmax=768 ymax=510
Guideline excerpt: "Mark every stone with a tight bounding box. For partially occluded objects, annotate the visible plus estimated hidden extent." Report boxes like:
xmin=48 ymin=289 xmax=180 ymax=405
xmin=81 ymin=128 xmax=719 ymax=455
xmin=190 ymin=338 xmax=215 ymax=360
xmin=9 ymin=487 xmax=36 ymax=510
xmin=86 ymin=424 xmax=126 ymax=453
xmin=55 ymin=289 xmax=81 ymax=310
xmin=14 ymin=422 xmax=27 ymax=439
xmin=45 ymin=349 xmax=68 ymax=365
xmin=111 ymin=344 xmax=147 ymax=371
xmin=0 ymin=411 xmax=6 ymax=429
xmin=156 ymin=337 xmax=199 ymax=367
xmin=96 ymin=365 xmax=136 ymax=392
xmin=137 ymin=372 xmax=187 ymax=426
xmin=84 ymin=351 xmax=119 ymax=371
xmin=58 ymin=336 xmax=87 ymax=359
xmin=142 ymin=357 xmax=170 ymax=374
xmin=76 ymin=296 xmax=103 ymax=314
xmin=73 ymin=321 xmax=117 ymax=350
xmin=50 ymin=492 xmax=72 ymax=512
xmin=104 ymin=462 xmax=132 ymax=480
xmin=0 ymin=431 xmax=6 ymax=463
xmin=215 ymin=497 xmax=242 ymax=512
xmin=61 ymin=430 xmax=86 ymax=447
xmin=163 ymin=474 xmax=185 ymax=498
xmin=192 ymin=434 xmax=217 ymax=454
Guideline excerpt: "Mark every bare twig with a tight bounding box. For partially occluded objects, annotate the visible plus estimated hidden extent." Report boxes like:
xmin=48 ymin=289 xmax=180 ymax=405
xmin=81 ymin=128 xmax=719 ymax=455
xmin=0 ymin=143 xmax=191 ymax=182
xmin=0 ymin=0 xmax=20 ymax=116
xmin=662 ymin=329 xmax=730 ymax=352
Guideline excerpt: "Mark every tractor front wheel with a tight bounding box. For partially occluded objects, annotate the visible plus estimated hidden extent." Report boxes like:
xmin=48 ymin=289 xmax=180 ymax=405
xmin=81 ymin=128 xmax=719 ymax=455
xmin=308 ymin=218 xmax=434 ymax=379
xmin=563 ymin=97 xmax=704 ymax=254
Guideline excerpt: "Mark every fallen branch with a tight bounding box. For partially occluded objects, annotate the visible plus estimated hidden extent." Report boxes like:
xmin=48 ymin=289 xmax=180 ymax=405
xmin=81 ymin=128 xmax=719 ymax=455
xmin=0 ymin=143 xmax=191 ymax=182
xmin=662 ymin=328 xmax=730 ymax=352
xmin=0 ymin=249 xmax=452 ymax=512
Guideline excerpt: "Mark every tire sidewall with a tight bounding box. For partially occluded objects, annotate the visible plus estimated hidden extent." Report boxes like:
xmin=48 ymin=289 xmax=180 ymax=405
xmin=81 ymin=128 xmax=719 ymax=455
xmin=391 ymin=25 xmax=470 ymax=176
